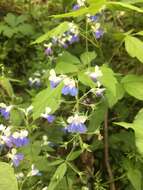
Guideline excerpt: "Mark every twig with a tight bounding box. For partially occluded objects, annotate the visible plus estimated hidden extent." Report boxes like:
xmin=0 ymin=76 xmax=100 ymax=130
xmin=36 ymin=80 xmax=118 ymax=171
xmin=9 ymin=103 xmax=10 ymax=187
xmin=104 ymin=111 xmax=116 ymax=190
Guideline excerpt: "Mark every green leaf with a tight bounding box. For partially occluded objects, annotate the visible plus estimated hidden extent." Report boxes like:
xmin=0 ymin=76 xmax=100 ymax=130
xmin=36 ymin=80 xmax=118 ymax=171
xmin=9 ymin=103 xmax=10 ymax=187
xmin=133 ymin=109 xmax=143 ymax=155
xmin=108 ymin=2 xmax=143 ymax=13
xmin=125 ymin=35 xmax=143 ymax=63
xmin=89 ymin=101 xmax=107 ymax=132
xmin=55 ymin=51 xmax=81 ymax=73
xmin=4 ymin=13 xmax=17 ymax=28
xmin=18 ymin=24 xmax=35 ymax=36
xmin=16 ymin=15 xmax=28 ymax=25
xmin=78 ymin=72 xmax=95 ymax=88
xmin=0 ymin=77 xmax=14 ymax=97
xmin=3 ymin=26 xmax=16 ymax=38
xmin=127 ymin=168 xmax=142 ymax=190
xmin=0 ymin=162 xmax=18 ymax=190
xmin=123 ymin=160 xmax=142 ymax=190
xmin=113 ymin=122 xmax=133 ymax=129
xmin=122 ymin=74 xmax=143 ymax=100
xmin=52 ymin=0 xmax=106 ymax=18
xmin=32 ymin=22 xmax=70 ymax=44
xmin=114 ymin=108 xmax=143 ymax=155
xmin=100 ymin=65 xmax=118 ymax=107
xmin=80 ymin=51 xmax=97 ymax=65
xmin=57 ymin=51 xmax=81 ymax=65
xmin=32 ymin=83 xmax=64 ymax=120
xmin=48 ymin=163 xmax=67 ymax=190
xmin=67 ymin=150 xmax=82 ymax=161
xmin=55 ymin=62 xmax=79 ymax=74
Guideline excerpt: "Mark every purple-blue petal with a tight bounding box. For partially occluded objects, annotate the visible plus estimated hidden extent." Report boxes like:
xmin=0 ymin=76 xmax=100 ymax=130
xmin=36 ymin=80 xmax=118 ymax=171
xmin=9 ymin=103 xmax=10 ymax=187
xmin=69 ymin=35 xmax=79 ymax=44
xmin=0 ymin=108 xmax=10 ymax=120
xmin=95 ymin=29 xmax=104 ymax=39
xmin=45 ymin=47 xmax=52 ymax=56
xmin=69 ymin=87 xmax=78 ymax=96
xmin=12 ymin=137 xmax=29 ymax=147
xmin=67 ymin=123 xmax=87 ymax=133
xmin=62 ymin=86 xmax=70 ymax=95
xmin=46 ymin=115 xmax=55 ymax=123
xmin=72 ymin=4 xmax=80 ymax=10
xmin=13 ymin=153 xmax=24 ymax=167
xmin=50 ymin=81 xmax=59 ymax=89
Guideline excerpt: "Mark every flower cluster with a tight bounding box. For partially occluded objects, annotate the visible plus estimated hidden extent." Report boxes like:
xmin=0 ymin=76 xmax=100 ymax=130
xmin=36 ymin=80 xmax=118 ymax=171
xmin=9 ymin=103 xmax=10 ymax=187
xmin=66 ymin=114 xmax=87 ymax=133
xmin=87 ymin=14 xmax=104 ymax=39
xmin=44 ymin=23 xmax=79 ymax=56
xmin=49 ymin=69 xmax=78 ymax=97
xmin=0 ymin=124 xmax=29 ymax=166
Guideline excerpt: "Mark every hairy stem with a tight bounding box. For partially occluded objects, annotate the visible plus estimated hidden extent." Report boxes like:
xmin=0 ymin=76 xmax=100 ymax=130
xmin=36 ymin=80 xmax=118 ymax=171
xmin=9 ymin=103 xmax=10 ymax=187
xmin=104 ymin=111 xmax=116 ymax=190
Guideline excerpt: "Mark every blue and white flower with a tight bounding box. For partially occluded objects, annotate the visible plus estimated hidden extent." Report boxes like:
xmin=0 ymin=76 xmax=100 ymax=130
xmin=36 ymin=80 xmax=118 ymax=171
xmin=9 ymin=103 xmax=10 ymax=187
xmin=44 ymin=43 xmax=53 ymax=56
xmin=0 ymin=126 xmax=13 ymax=148
xmin=66 ymin=114 xmax=87 ymax=133
xmin=62 ymin=78 xmax=78 ymax=97
xmin=8 ymin=148 xmax=24 ymax=167
xmin=91 ymin=23 xmax=104 ymax=39
xmin=12 ymin=130 xmax=29 ymax=147
xmin=88 ymin=65 xmax=103 ymax=82
xmin=95 ymin=82 xmax=105 ymax=97
xmin=49 ymin=69 xmax=63 ymax=88
xmin=87 ymin=14 xmax=99 ymax=23
xmin=0 ymin=104 xmax=13 ymax=120
xmin=28 ymin=164 xmax=41 ymax=177
xmin=29 ymin=77 xmax=41 ymax=88
xmin=41 ymin=107 xmax=55 ymax=123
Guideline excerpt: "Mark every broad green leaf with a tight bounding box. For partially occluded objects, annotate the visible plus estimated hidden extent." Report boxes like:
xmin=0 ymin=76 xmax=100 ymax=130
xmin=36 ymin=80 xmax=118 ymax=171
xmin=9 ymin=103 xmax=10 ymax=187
xmin=78 ymin=72 xmax=95 ymax=88
xmin=0 ymin=162 xmax=18 ymax=190
xmin=67 ymin=150 xmax=82 ymax=161
xmin=32 ymin=83 xmax=64 ymax=120
xmin=3 ymin=26 xmax=16 ymax=38
xmin=18 ymin=24 xmax=35 ymax=35
xmin=52 ymin=0 xmax=106 ymax=18
xmin=108 ymin=2 xmax=143 ymax=13
xmin=127 ymin=168 xmax=142 ymax=190
xmin=32 ymin=22 xmax=70 ymax=44
xmin=0 ymin=77 xmax=14 ymax=97
xmin=100 ymin=65 xmax=118 ymax=107
xmin=80 ymin=51 xmax=97 ymax=65
xmin=89 ymin=101 xmax=107 ymax=132
xmin=4 ymin=13 xmax=16 ymax=27
xmin=133 ymin=109 xmax=143 ymax=154
xmin=57 ymin=51 xmax=81 ymax=65
xmin=125 ymin=35 xmax=143 ymax=63
xmin=16 ymin=15 xmax=28 ymax=25
xmin=114 ymin=108 xmax=143 ymax=155
xmin=113 ymin=122 xmax=133 ymax=129
xmin=48 ymin=163 xmax=67 ymax=190
xmin=122 ymin=74 xmax=143 ymax=100
xmin=123 ymin=160 xmax=142 ymax=190
xmin=136 ymin=31 xmax=143 ymax=36
xmin=55 ymin=62 xmax=79 ymax=74
xmin=120 ymin=0 xmax=143 ymax=3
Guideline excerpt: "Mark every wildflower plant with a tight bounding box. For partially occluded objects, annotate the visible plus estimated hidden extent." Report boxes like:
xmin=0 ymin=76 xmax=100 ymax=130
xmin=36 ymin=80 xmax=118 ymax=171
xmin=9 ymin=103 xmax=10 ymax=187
xmin=1 ymin=0 xmax=143 ymax=190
